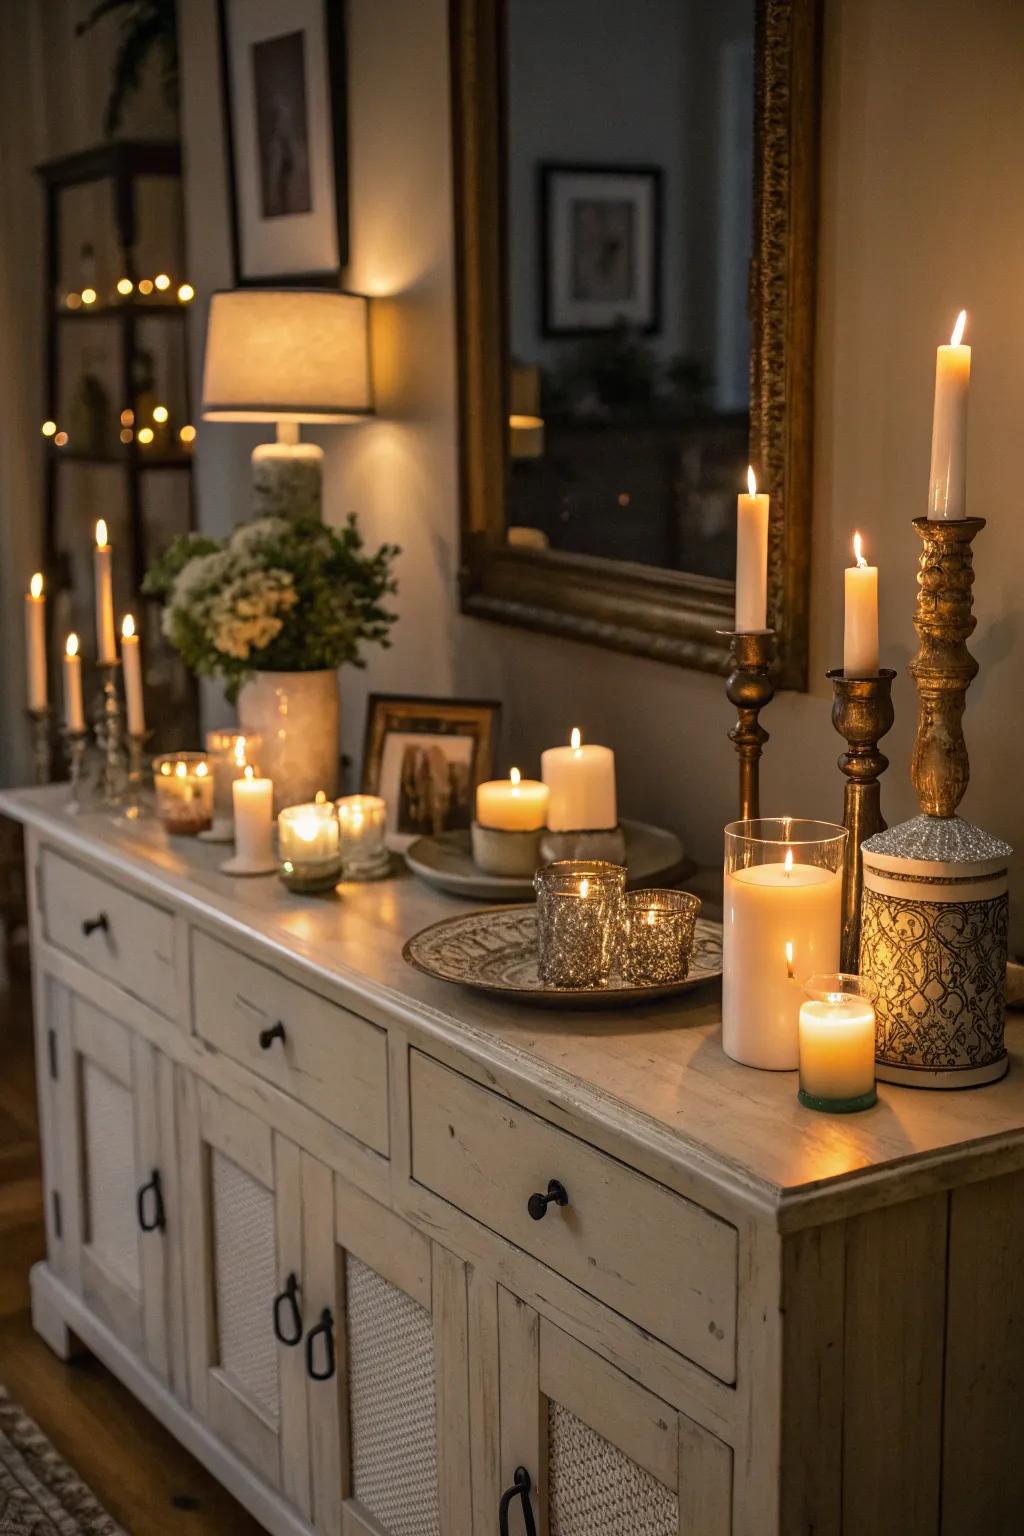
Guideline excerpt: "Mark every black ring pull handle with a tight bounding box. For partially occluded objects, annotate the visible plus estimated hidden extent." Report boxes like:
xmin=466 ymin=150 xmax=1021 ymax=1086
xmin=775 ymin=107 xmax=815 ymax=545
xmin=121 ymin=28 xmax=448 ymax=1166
xmin=82 ymin=913 xmax=109 ymax=938
xmin=499 ymin=1467 xmax=537 ymax=1536
xmin=305 ymin=1308 xmax=336 ymax=1381
xmin=273 ymin=1273 xmax=303 ymax=1346
xmin=258 ymin=1021 xmax=286 ymax=1051
xmin=136 ymin=1170 xmax=166 ymax=1233
xmin=527 ymin=1179 xmax=569 ymax=1221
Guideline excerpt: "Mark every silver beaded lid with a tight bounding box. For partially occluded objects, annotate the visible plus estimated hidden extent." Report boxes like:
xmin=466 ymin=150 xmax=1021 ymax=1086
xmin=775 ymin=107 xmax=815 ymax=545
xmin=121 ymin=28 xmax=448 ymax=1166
xmin=863 ymin=814 xmax=1012 ymax=875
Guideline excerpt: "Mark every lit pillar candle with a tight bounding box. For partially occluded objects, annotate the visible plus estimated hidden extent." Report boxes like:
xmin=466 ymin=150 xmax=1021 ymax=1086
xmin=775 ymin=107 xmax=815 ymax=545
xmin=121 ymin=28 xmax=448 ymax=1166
xmin=120 ymin=614 xmax=145 ymax=735
xmin=25 ymin=572 xmax=47 ymax=710
xmin=63 ymin=633 xmax=85 ymax=732
xmin=93 ymin=519 xmax=117 ymax=663
xmin=232 ymin=765 xmax=275 ymax=866
xmin=476 ymin=767 xmax=550 ymax=831
xmin=928 ymin=309 xmax=970 ymax=520
xmin=843 ymin=532 xmax=879 ymax=675
xmin=735 ymin=466 xmax=769 ymax=631
xmin=798 ymin=983 xmax=877 ymax=1107
xmin=541 ymin=729 xmax=617 ymax=831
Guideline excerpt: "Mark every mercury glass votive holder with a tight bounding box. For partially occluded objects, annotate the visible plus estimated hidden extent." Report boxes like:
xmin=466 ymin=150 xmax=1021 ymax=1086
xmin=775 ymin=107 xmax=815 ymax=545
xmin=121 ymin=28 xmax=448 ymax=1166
xmin=798 ymin=973 xmax=878 ymax=1114
xmin=336 ymin=795 xmax=390 ymax=880
xmin=205 ymin=729 xmax=263 ymax=824
xmin=278 ymin=801 xmax=342 ymax=893
xmin=152 ymin=753 xmax=213 ymax=836
xmin=621 ymin=889 xmax=702 ymax=986
xmin=533 ymin=860 xmax=626 ymax=989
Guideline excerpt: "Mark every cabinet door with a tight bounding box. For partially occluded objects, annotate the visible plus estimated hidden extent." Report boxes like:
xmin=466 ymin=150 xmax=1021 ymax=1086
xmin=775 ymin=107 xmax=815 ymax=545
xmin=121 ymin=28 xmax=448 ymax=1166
xmin=177 ymin=1074 xmax=311 ymax=1516
xmin=303 ymin=1169 xmax=472 ymax=1536
xmin=52 ymin=987 xmax=179 ymax=1383
xmin=497 ymin=1291 xmax=733 ymax=1536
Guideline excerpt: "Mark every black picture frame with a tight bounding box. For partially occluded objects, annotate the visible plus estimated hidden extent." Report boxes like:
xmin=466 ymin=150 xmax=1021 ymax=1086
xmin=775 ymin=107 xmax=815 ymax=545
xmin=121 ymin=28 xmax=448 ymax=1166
xmin=539 ymin=162 xmax=663 ymax=338
xmin=218 ymin=0 xmax=349 ymax=286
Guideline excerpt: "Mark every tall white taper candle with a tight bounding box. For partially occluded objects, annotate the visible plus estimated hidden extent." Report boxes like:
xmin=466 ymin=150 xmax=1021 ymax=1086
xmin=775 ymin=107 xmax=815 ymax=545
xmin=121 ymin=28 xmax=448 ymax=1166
xmin=927 ymin=309 xmax=970 ymax=521
xmin=735 ymin=466 xmax=769 ymax=631
xmin=25 ymin=573 xmax=47 ymax=710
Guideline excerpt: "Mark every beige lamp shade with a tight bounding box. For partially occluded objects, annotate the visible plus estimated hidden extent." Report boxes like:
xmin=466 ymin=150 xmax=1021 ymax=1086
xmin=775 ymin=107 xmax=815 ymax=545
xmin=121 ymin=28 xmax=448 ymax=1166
xmin=201 ymin=289 xmax=373 ymax=424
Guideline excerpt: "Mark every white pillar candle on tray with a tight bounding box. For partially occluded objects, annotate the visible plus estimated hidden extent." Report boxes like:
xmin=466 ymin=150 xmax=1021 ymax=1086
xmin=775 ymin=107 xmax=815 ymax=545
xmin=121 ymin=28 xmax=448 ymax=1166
xmin=798 ymin=974 xmax=878 ymax=1111
xmin=928 ymin=309 xmax=970 ymax=521
xmin=735 ymin=466 xmax=769 ymax=631
xmin=231 ymin=766 xmax=275 ymax=869
xmin=843 ymin=532 xmax=879 ymax=676
xmin=120 ymin=614 xmax=145 ymax=735
xmin=541 ymin=729 xmax=617 ymax=831
xmin=63 ymin=633 xmax=85 ymax=732
xmin=93 ymin=519 xmax=117 ymax=664
xmin=476 ymin=767 xmax=549 ymax=831
xmin=25 ymin=572 xmax=47 ymax=711
xmin=722 ymin=819 xmax=846 ymax=1070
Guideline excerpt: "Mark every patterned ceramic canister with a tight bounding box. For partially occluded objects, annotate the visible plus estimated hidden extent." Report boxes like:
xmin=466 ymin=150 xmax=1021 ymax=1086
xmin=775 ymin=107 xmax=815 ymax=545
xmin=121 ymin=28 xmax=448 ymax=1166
xmin=859 ymin=815 xmax=1012 ymax=1088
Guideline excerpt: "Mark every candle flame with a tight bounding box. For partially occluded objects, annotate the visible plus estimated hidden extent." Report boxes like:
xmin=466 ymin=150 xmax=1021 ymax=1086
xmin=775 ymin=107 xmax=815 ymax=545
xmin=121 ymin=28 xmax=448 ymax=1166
xmin=746 ymin=465 xmax=757 ymax=497
xmin=784 ymin=849 xmax=794 ymax=877
xmin=647 ymin=910 xmax=657 ymax=926
xmin=510 ymin=767 xmax=521 ymax=785
xmin=95 ymin=518 xmax=108 ymax=549
xmin=65 ymin=632 xmax=79 ymax=658
xmin=570 ymin=727 xmax=581 ymax=752
xmin=580 ymin=877 xmax=590 ymax=898
xmin=29 ymin=572 xmax=43 ymax=600
xmin=175 ymin=760 xmax=187 ymax=778
xmin=785 ymin=941 xmax=795 ymax=979
xmin=195 ymin=761 xmax=208 ymax=777
xmin=314 ymin=789 xmax=327 ymax=804
xmin=233 ymin=737 xmax=247 ymax=766
xmin=244 ymin=765 xmax=254 ymax=780
xmin=853 ymin=531 xmax=867 ymax=569
xmin=121 ymin=613 xmax=135 ymax=639
xmin=950 ymin=309 xmax=967 ymax=347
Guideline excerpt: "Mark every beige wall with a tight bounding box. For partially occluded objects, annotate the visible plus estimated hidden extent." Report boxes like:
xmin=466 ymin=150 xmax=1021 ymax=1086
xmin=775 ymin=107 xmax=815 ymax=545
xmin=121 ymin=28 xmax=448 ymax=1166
xmin=178 ymin=0 xmax=1024 ymax=941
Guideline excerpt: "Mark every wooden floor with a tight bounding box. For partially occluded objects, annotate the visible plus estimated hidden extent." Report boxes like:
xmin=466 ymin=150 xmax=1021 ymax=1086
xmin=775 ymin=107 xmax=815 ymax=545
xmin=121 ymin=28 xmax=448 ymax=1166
xmin=0 ymin=958 xmax=264 ymax=1535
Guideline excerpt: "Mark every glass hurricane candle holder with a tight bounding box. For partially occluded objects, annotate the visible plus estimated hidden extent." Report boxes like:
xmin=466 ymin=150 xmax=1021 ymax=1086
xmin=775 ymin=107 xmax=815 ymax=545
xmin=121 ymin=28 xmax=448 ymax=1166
xmin=279 ymin=801 xmax=342 ymax=893
xmin=621 ymin=889 xmax=702 ymax=986
xmin=723 ymin=818 xmax=847 ymax=1070
xmin=798 ymin=973 xmax=878 ymax=1113
xmin=533 ymin=860 xmax=626 ymax=989
xmin=336 ymin=795 xmax=390 ymax=880
xmin=153 ymin=752 xmax=213 ymax=836
xmin=204 ymin=729 xmax=263 ymax=840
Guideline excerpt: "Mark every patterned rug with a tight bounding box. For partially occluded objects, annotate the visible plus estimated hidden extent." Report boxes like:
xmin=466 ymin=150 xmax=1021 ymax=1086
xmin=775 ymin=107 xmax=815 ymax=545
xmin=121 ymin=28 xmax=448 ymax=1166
xmin=0 ymin=1387 xmax=125 ymax=1535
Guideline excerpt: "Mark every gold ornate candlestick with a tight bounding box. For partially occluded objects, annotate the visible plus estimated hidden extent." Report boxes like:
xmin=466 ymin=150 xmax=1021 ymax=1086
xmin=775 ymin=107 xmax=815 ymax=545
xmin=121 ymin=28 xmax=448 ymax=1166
xmin=723 ymin=630 xmax=776 ymax=820
xmin=827 ymin=668 xmax=896 ymax=972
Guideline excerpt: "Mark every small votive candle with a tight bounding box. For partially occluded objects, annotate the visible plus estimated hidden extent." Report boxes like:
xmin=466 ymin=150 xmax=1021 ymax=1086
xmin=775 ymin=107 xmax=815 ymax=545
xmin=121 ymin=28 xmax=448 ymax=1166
xmin=205 ymin=730 xmax=263 ymax=824
xmin=336 ymin=795 xmax=389 ymax=880
xmin=798 ymin=973 xmax=878 ymax=1113
xmin=153 ymin=753 xmax=213 ymax=835
xmin=621 ymin=889 xmax=702 ymax=986
xmin=279 ymin=801 xmax=342 ymax=893
xmin=533 ymin=860 xmax=626 ymax=989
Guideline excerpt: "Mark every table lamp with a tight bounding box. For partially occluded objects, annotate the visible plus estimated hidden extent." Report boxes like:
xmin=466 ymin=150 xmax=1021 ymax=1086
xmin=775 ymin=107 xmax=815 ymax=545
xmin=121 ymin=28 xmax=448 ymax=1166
xmin=201 ymin=288 xmax=373 ymax=521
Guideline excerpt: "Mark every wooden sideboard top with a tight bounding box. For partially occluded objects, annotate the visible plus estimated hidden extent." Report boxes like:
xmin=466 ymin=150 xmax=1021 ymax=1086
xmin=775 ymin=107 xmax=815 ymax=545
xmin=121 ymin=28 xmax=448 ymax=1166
xmin=6 ymin=784 xmax=1024 ymax=1225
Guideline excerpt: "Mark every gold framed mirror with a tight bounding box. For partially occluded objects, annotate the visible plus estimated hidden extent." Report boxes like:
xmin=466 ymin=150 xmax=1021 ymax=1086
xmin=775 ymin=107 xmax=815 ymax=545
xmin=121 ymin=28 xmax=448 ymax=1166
xmin=451 ymin=0 xmax=822 ymax=690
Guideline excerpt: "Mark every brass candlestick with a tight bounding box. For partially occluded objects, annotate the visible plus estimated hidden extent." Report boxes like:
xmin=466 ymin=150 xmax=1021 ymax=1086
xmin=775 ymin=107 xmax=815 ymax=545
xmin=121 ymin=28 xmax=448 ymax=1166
xmin=121 ymin=732 xmax=152 ymax=822
xmin=723 ymin=630 xmax=776 ymax=820
xmin=909 ymin=515 xmax=983 ymax=815
xmin=27 ymin=707 xmax=53 ymax=785
xmin=827 ymin=668 xmax=896 ymax=972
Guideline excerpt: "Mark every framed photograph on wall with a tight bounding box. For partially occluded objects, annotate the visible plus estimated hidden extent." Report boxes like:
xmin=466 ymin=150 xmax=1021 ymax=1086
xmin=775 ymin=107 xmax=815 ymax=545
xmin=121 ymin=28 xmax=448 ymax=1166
xmin=218 ymin=0 xmax=348 ymax=283
xmin=362 ymin=695 xmax=501 ymax=850
xmin=540 ymin=163 xmax=662 ymax=336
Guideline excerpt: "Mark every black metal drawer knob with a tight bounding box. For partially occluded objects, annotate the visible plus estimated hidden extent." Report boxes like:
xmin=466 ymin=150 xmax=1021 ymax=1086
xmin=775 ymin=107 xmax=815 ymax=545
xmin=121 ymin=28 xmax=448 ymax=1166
xmin=82 ymin=913 xmax=109 ymax=938
xmin=258 ymin=1021 xmax=286 ymax=1050
xmin=273 ymin=1273 xmax=303 ymax=1346
xmin=527 ymin=1179 xmax=568 ymax=1221
xmin=499 ymin=1467 xmax=537 ymax=1536
xmin=136 ymin=1170 xmax=166 ymax=1233
xmin=305 ymin=1308 xmax=336 ymax=1381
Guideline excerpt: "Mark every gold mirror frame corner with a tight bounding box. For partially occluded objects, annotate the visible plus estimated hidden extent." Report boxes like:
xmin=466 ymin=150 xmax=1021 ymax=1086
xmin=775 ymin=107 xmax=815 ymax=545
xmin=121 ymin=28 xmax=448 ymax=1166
xmin=451 ymin=0 xmax=823 ymax=691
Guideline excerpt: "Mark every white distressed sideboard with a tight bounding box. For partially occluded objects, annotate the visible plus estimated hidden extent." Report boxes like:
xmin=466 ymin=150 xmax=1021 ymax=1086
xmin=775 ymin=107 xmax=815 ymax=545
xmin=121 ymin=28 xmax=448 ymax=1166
xmin=4 ymin=785 xmax=1024 ymax=1536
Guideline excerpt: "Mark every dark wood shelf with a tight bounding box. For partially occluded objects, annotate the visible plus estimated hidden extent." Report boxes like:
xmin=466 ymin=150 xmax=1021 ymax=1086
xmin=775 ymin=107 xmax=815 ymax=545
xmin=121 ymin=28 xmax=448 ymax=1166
xmin=51 ymin=448 xmax=193 ymax=470
xmin=55 ymin=304 xmax=190 ymax=323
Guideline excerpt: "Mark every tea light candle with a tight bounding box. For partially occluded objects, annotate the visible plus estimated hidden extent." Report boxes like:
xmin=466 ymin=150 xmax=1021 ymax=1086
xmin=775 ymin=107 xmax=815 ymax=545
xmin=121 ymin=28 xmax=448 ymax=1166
xmin=63 ymin=633 xmax=85 ymax=733
xmin=541 ymin=729 xmax=617 ymax=832
xmin=798 ymin=976 xmax=878 ymax=1112
xmin=534 ymin=860 xmax=626 ymax=989
xmin=232 ymin=766 xmax=275 ymax=867
xmin=279 ymin=801 xmax=341 ymax=892
xmin=928 ymin=309 xmax=970 ymax=521
xmin=336 ymin=794 xmax=389 ymax=879
xmin=93 ymin=519 xmax=117 ymax=664
xmin=843 ymin=532 xmax=879 ymax=676
xmin=25 ymin=573 xmax=47 ymax=711
xmin=621 ymin=889 xmax=701 ymax=987
xmin=735 ymin=466 xmax=769 ymax=631
xmin=153 ymin=753 xmax=213 ymax=835
xmin=476 ymin=768 xmax=549 ymax=832
xmin=120 ymin=614 xmax=145 ymax=735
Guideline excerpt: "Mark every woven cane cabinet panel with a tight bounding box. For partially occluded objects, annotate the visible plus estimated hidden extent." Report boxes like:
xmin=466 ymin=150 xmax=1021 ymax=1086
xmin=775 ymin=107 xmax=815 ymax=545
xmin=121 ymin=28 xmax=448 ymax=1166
xmin=81 ymin=1058 xmax=140 ymax=1293
xmin=547 ymin=1402 xmax=679 ymax=1536
xmin=212 ymin=1150 xmax=281 ymax=1423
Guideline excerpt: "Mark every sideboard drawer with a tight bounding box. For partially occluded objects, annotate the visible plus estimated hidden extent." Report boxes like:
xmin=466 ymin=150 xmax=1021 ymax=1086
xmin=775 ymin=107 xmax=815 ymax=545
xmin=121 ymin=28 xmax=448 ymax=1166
xmin=39 ymin=848 xmax=179 ymax=1018
xmin=409 ymin=1051 xmax=737 ymax=1383
xmin=191 ymin=931 xmax=389 ymax=1156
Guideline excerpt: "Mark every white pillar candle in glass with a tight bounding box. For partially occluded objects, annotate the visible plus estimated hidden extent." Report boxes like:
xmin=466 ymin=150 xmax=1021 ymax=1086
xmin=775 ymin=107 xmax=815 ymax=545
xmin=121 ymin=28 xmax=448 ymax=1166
xmin=541 ymin=729 xmax=617 ymax=831
xmin=120 ymin=614 xmax=146 ymax=735
xmin=63 ymin=633 xmax=85 ymax=732
xmin=843 ymin=532 xmax=879 ymax=676
xmin=928 ymin=309 xmax=970 ymax=521
xmin=798 ymin=974 xmax=878 ymax=1111
xmin=232 ymin=766 xmax=275 ymax=868
xmin=93 ymin=519 xmax=117 ymax=664
xmin=735 ymin=466 xmax=769 ymax=631
xmin=336 ymin=794 xmax=389 ymax=878
xmin=25 ymin=573 xmax=47 ymax=711
xmin=278 ymin=801 xmax=342 ymax=891
xmin=476 ymin=768 xmax=550 ymax=831
xmin=723 ymin=819 xmax=846 ymax=1070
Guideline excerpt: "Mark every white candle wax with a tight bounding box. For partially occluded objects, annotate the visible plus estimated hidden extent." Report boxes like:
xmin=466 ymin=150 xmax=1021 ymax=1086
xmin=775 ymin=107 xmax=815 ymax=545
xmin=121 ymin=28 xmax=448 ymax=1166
xmin=63 ymin=634 xmax=85 ymax=733
xmin=799 ymin=994 xmax=876 ymax=1102
xmin=723 ymin=862 xmax=842 ymax=1070
xmin=232 ymin=768 xmax=275 ymax=865
xmin=25 ymin=573 xmax=47 ymax=710
xmin=735 ymin=467 xmax=769 ymax=631
xmin=476 ymin=768 xmax=549 ymax=832
xmin=843 ymin=532 xmax=879 ymax=676
xmin=928 ymin=310 xmax=970 ymax=520
xmin=120 ymin=615 xmax=145 ymax=735
xmin=541 ymin=730 xmax=617 ymax=832
xmin=93 ymin=520 xmax=117 ymax=664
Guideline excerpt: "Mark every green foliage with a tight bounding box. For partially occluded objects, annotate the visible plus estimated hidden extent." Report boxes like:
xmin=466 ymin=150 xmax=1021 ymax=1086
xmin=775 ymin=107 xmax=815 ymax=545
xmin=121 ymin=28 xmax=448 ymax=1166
xmin=77 ymin=0 xmax=179 ymax=137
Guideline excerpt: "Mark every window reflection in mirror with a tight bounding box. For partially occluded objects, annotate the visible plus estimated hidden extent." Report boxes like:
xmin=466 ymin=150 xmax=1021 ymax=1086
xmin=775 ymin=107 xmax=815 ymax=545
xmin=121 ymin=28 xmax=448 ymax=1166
xmin=504 ymin=0 xmax=754 ymax=581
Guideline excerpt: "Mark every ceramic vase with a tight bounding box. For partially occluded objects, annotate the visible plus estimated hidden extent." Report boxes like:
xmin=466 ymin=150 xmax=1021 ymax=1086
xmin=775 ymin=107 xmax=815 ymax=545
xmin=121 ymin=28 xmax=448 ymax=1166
xmin=238 ymin=669 xmax=339 ymax=811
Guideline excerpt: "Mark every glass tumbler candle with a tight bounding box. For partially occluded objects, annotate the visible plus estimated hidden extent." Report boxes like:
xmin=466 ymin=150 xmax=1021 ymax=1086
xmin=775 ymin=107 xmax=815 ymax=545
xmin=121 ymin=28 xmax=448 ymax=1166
xmin=278 ymin=801 xmax=342 ymax=893
xmin=723 ymin=819 xmax=846 ymax=1070
xmin=621 ymin=889 xmax=702 ymax=986
xmin=205 ymin=730 xmax=263 ymax=828
xmin=336 ymin=795 xmax=389 ymax=879
xmin=533 ymin=860 xmax=626 ymax=989
xmin=798 ymin=974 xmax=878 ymax=1113
xmin=153 ymin=753 xmax=213 ymax=836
